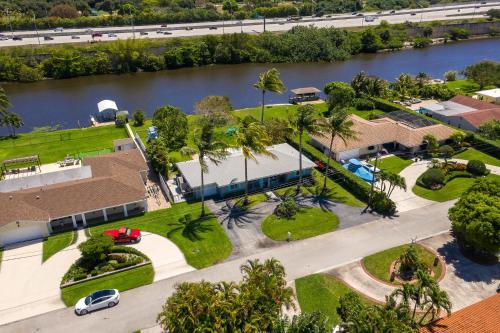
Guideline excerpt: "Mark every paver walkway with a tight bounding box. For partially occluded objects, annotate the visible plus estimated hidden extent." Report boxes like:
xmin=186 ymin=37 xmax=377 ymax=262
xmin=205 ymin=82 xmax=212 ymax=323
xmin=0 ymin=229 xmax=87 ymax=325
xmin=329 ymin=232 xmax=499 ymax=311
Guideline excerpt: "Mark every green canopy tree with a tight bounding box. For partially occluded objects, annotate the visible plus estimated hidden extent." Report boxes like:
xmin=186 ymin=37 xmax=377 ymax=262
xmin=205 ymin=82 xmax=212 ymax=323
xmin=254 ymin=68 xmax=286 ymax=123
xmin=180 ymin=124 xmax=229 ymax=217
xmin=323 ymin=81 xmax=356 ymax=112
xmin=152 ymin=105 xmax=189 ymax=151
xmin=463 ymin=60 xmax=500 ymax=88
xmin=235 ymin=121 xmax=276 ymax=205
xmin=289 ymin=104 xmax=323 ymax=193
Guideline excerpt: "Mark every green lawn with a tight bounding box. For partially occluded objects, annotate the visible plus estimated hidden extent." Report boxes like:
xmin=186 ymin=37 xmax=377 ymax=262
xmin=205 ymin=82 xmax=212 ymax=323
xmin=61 ymin=264 xmax=154 ymax=306
xmin=412 ymin=174 xmax=499 ymax=202
xmin=261 ymin=207 xmax=339 ymax=241
xmin=233 ymin=193 xmax=269 ymax=209
xmin=0 ymin=125 xmax=128 ymax=164
xmin=349 ymin=108 xmax=386 ymax=120
xmin=89 ymin=202 xmax=232 ymax=269
xmin=371 ymin=155 xmax=413 ymax=174
xmin=363 ymin=244 xmax=443 ymax=284
xmin=454 ymin=148 xmax=500 ymax=167
xmin=42 ymin=231 xmax=76 ymax=262
xmin=445 ymin=80 xmax=480 ymax=96
xmin=295 ymin=274 xmax=374 ymax=329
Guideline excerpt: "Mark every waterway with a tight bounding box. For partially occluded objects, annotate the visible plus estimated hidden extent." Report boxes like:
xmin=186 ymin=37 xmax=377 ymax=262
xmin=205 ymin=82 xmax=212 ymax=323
xmin=3 ymin=38 xmax=499 ymax=133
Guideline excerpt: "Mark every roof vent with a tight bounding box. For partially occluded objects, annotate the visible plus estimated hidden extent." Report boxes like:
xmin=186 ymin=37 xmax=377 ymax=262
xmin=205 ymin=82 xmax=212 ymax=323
xmin=9 ymin=195 xmax=13 ymax=200
xmin=36 ymin=195 xmax=40 ymax=199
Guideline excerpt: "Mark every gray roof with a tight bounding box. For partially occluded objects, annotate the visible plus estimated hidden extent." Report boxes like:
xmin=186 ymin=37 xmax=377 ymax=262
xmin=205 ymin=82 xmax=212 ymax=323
xmin=291 ymin=87 xmax=321 ymax=95
xmin=176 ymin=143 xmax=315 ymax=188
xmin=426 ymin=101 xmax=476 ymax=116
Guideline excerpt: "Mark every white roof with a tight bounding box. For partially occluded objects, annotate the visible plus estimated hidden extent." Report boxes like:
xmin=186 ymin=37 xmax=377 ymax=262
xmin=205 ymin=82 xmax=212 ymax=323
xmin=425 ymin=101 xmax=476 ymax=116
xmin=176 ymin=143 xmax=315 ymax=188
xmin=477 ymin=88 xmax=500 ymax=98
xmin=97 ymin=100 xmax=118 ymax=113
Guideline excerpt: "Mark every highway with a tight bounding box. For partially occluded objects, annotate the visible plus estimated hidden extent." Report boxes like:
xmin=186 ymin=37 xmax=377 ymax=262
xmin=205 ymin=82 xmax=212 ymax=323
xmin=0 ymin=2 xmax=499 ymax=48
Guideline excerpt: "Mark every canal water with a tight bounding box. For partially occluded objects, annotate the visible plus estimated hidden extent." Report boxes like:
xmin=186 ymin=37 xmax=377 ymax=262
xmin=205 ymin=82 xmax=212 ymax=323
xmin=3 ymin=38 xmax=500 ymax=133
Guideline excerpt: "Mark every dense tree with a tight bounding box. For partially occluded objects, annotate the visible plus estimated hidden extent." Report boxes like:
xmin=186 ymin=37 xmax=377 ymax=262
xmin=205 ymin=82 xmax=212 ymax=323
xmin=194 ymin=95 xmax=233 ymax=127
xmin=254 ymin=68 xmax=286 ymax=123
xmin=180 ymin=124 xmax=229 ymax=216
xmin=157 ymin=258 xmax=294 ymax=332
xmin=360 ymin=29 xmax=383 ymax=53
xmin=478 ymin=119 xmax=500 ymax=140
xmin=235 ymin=121 xmax=275 ymax=204
xmin=392 ymin=73 xmax=415 ymax=99
xmin=152 ymin=105 xmax=188 ymax=150
xmin=448 ymin=178 xmax=500 ymax=256
xmin=132 ymin=109 xmax=145 ymax=126
xmin=463 ymin=60 xmax=500 ymax=89
xmin=324 ymin=81 xmax=356 ymax=111
xmin=49 ymin=4 xmax=80 ymax=18
xmin=273 ymin=311 xmax=329 ymax=332
xmin=449 ymin=131 xmax=466 ymax=147
xmin=289 ymin=104 xmax=323 ymax=193
xmin=444 ymin=70 xmax=457 ymax=82
xmin=0 ymin=112 xmax=24 ymax=137
xmin=146 ymin=139 xmax=170 ymax=177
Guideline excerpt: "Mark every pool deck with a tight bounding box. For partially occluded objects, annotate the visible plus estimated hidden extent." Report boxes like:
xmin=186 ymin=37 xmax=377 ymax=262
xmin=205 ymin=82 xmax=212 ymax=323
xmin=408 ymin=99 xmax=438 ymax=111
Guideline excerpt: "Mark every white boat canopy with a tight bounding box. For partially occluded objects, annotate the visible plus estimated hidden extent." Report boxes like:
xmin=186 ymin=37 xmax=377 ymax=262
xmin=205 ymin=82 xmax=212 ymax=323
xmin=97 ymin=100 xmax=118 ymax=113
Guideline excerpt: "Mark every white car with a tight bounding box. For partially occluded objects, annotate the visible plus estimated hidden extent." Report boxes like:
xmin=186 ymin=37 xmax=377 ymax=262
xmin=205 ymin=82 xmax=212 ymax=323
xmin=54 ymin=27 xmax=64 ymax=32
xmin=108 ymin=33 xmax=117 ymax=37
xmin=75 ymin=289 xmax=120 ymax=315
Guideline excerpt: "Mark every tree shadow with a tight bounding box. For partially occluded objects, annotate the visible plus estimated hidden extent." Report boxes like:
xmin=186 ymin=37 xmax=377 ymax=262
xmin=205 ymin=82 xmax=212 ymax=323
xmin=217 ymin=200 xmax=275 ymax=230
xmin=167 ymin=215 xmax=214 ymax=242
xmin=435 ymin=237 xmax=500 ymax=284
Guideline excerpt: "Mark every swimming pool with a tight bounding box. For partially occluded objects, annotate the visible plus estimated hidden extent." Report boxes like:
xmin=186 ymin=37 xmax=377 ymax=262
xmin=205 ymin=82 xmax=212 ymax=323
xmin=343 ymin=159 xmax=375 ymax=183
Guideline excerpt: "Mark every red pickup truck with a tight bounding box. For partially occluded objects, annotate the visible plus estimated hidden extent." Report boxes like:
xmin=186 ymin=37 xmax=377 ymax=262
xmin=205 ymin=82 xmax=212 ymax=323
xmin=104 ymin=227 xmax=141 ymax=243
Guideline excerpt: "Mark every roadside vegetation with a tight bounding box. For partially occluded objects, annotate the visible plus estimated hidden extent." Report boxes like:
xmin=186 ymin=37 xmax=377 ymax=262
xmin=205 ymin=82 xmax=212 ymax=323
xmin=42 ymin=231 xmax=76 ymax=262
xmin=61 ymin=264 xmax=154 ymax=306
xmin=89 ymin=203 xmax=232 ymax=269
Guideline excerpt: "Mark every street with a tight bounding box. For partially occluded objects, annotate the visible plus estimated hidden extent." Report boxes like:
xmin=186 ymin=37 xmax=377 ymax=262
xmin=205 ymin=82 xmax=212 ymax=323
xmin=0 ymin=200 xmax=455 ymax=333
xmin=1 ymin=2 xmax=499 ymax=48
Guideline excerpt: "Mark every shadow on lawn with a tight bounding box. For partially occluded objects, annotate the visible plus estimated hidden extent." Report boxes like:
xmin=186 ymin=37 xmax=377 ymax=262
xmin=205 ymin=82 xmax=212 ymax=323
xmin=167 ymin=214 xmax=213 ymax=242
xmin=217 ymin=202 xmax=273 ymax=230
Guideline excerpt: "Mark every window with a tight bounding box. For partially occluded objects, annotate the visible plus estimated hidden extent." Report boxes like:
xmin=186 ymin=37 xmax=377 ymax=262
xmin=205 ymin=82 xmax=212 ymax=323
xmin=368 ymin=146 xmax=375 ymax=151
xmin=230 ymin=184 xmax=238 ymax=190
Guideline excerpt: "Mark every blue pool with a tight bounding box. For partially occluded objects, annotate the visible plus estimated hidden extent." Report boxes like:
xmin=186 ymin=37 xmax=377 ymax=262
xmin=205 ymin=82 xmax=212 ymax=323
xmin=343 ymin=159 xmax=375 ymax=183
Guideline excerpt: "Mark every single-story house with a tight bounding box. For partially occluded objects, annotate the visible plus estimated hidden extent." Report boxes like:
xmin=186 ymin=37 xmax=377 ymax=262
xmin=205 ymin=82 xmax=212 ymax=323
xmin=113 ymin=138 xmax=136 ymax=152
xmin=0 ymin=149 xmax=148 ymax=247
xmin=176 ymin=143 xmax=316 ymax=199
xmin=310 ymin=115 xmax=455 ymax=161
xmin=421 ymin=95 xmax=500 ymax=131
xmin=476 ymin=88 xmax=500 ymax=105
xmin=420 ymin=293 xmax=499 ymax=333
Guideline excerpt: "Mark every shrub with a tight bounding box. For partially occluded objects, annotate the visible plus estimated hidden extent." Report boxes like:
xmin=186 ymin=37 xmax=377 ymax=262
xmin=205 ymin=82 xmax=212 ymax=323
xmin=354 ymin=98 xmax=375 ymax=110
xmin=466 ymin=160 xmax=487 ymax=176
xmin=78 ymin=234 xmax=114 ymax=266
xmin=448 ymin=163 xmax=466 ymax=172
xmin=420 ymin=168 xmax=445 ymax=188
xmin=371 ymin=191 xmax=396 ymax=216
xmin=413 ymin=37 xmax=432 ymax=48
xmin=274 ymin=198 xmax=300 ymax=219
xmin=448 ymin=28 xmax=470 ymax=40
xmin=115 ymin=114 xmax=127 ymax=127
xmin=444 ymin=70 xmax=457 ymax=82
xmin=133 ymin=109 xmax=146 ymax=126
xmin=338 ymin=291 xmax=365 ymax=322
xmin=398 ymin=244 xmax=424 ymax=278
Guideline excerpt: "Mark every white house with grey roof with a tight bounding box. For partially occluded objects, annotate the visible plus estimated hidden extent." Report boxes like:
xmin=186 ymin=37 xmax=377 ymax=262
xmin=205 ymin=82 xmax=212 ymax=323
xmin=176 ymin=143 xmax=316 ymax=199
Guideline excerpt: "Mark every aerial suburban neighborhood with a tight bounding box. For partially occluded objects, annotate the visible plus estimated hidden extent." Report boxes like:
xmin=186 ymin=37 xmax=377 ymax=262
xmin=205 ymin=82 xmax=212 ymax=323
xmin=0 ymin=1 xmax=499 ymax=332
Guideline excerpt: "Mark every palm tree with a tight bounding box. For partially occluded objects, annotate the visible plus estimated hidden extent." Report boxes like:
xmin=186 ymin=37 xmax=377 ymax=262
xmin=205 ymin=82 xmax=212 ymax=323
xmin=289 ymin=104 xmax=323 ymax=193
xmin=235 ymin=122 xmax=276 ymax=205
xmin=423 ymin=134 xmax=438 ymax=153
xmin=379 ymin=171 xmax=407 ymax=199
xmin=254 ymin=68 xmax=286 ymax=123
xmin=180 ymin=124 xmax=229 ymax=217
xmin=319 ymin=108 xmax=357 ymax=193
xmin=419 ymin=284 xmax=452 ymax=325
xmin=411 ymin=269 xmax=436 ymax=322
xmin=391 ymin=283 xmax=417 ymax=310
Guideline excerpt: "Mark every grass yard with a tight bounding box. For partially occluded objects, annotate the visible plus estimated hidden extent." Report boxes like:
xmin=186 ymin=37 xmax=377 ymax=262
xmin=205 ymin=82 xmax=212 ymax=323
xmin=412 ymin=174 xmax=499 ymax=202
xmin=89 ymin=202 xmax=232 ymax=269
xmin=454 ymin=148 xmax=500 ymax=167
xmin=371 ymin=155 xmax=413 ymax=174
xmin=363 ymin=244 xmax=442 ymax=284
xmin=445 ymin=80 xmax=480 ymax=96
xmin=0 ymin=125 xmax=128 ymax=164
xmin=61 ymin=264 xmax=154 ymax=306
xmin=233 ymin=192 xmax=269 ymax=209
xmin=261 ymin=207 xmax=339 ymax=241
xmin=349 ymin=108 xmax=386 ymax=120
xmin=295 ymin=274 xmax=374 ymax=329
xmin=42 ymin=231 xmax=76 ymax=262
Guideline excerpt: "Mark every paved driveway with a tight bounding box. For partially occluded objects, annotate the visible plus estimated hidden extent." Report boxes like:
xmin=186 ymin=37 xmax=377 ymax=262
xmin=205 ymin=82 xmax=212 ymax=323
xmin=0 ymin=230 xmax=86 ymax=325
xmin=129 ymin=232 xmax=195 ymax=281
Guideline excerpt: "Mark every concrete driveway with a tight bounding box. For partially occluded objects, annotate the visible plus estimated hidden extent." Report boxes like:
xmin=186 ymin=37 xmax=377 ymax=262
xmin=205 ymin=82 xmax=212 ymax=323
xmin=0 ymin=230 xmax=86 ymax=325
xmin=128 ymin=232 xmax=195 ymax=281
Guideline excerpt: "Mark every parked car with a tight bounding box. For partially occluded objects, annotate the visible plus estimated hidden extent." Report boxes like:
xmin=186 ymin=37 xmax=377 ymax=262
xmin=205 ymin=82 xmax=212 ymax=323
xmin=0 ymin=36 xmax=9 ymax=41
xmin=108 ymin=33 xmax=117 ymax=37
xmin=43 ymin=36 xmax=54 ymax=40
xmin=163 ymin=31 xmax=172 ymax=35
xmin=140 ymin=31 xmax=148 ymax=35
xmin=92 ymin=33 xmax=102 ymax=38
xmin=75 ymin=289 xmax=120 ymax=316
xmin=209 ymin=26 xmax=217 ymax=30
xmin=104 ymin=227 xmax=141 ymax=243
xmin=156 ymin=29 xmax=163 ymax=34
xmin=411 ymin=13 xmax=416 ymax=16
xmin=160 ymin=24 xmax=167 ymax=27
xmin=71 ymin=35 xmax=80 ymax=39
xmin=12 ymin=36 xmax=22 ymax=41
xmin=54 ymin=27 xmax=64 ymax=32
xmin=356 ymin=13 xmax=364 ymax=16
xmin=390 ymin=10 xmax=396 ymax=13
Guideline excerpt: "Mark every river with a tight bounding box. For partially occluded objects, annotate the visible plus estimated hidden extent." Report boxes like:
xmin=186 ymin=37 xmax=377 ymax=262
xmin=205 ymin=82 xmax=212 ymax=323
xmin=2 ymin=38 xmax=500 ymax=134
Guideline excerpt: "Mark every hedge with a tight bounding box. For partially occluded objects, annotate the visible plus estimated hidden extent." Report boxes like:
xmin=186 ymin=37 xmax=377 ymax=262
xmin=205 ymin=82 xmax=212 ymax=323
xmin=288 ymin=137 xmax=370 ymax=202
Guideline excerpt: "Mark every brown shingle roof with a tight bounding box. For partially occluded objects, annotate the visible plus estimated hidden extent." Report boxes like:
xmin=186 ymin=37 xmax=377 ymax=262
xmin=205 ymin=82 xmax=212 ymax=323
xmin=311 ymin=115 xmax=455 ymax=153
xmin=450 ymin=95 xmax=497 ymax=110
xmin=420 ymin=294 xmax=500 ymax=333
xmin=460 ymin=108 xmax=500 ymax=128
xmin=0 ymin=150 xmax=147 ymax=227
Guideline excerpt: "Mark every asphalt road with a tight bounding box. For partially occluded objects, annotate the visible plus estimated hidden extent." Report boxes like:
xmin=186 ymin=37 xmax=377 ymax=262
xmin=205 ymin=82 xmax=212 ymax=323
xmin=1 ymin=2 xmax=499 ymax=48
xmin=0 ymin=200 xmax=455 ymax=333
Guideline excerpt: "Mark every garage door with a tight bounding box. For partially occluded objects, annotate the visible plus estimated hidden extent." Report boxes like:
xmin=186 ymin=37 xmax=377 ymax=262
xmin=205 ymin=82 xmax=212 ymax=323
xmin=0 ymin=225 xmax=47 ymax=247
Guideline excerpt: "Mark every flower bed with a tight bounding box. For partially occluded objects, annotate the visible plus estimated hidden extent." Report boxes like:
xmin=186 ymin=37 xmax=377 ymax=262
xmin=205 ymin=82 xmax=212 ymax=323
xmin=62 ymin=246 xmax=150 ymax=285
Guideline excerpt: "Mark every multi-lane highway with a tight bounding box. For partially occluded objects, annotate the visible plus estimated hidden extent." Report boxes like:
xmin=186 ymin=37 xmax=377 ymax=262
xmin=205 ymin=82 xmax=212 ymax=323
xmin=0 ymin=2 xmax=499 ymax=47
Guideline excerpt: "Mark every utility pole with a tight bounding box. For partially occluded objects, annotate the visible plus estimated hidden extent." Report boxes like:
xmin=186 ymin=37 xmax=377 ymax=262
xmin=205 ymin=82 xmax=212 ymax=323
xmin=263 ymin=16 xmax=266 ymax=32
xmin=33 ymin=13 xmax=41 ymax=45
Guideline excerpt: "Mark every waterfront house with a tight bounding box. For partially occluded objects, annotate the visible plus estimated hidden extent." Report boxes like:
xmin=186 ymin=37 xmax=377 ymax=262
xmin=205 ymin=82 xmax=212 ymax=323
xmin=476 ymin=88 xmax=500 ymax=105
xmin=0 ymin=150 xmax=148 ymax=247
xmin=310 ymin=114 xmax=454 ymax=161
xmin=175 ymin=143 xmax=315 ymax=199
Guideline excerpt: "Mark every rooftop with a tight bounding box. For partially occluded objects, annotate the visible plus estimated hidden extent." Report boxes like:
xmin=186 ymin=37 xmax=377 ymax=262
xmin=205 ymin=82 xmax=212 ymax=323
xmin=420 ymin=294 xmax=500 ymax=333
xmin=176 ymin=143 xmax=315 ymax=188
xmin=460 ymin=108 xmax=500 ymax=128
xmin=290 ymin=87 xmax=321 ymax=95
xmin=477 ymin=88 xmax=500 ymax=98
xmin=450 ymin=95 xmax=496 ymax=110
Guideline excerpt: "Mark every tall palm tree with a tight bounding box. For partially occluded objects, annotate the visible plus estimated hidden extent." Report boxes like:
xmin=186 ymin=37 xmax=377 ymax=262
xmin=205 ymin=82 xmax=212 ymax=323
xmin=419 ymin=284 xmax=452 ymax=325
xmin=180 ymin=124 xmax=229 ymax=217
xmin=254 ymin=68 xmax=286 ymax=123
xmin=411 ymin=269 xmax=436 ymax=322
xmin=319 ymin=108 xmax=357 ymax=193
xmin=235 ymin=122 xmax=276 ymax=205
xmin=289 ymin=104 xmax=323 ymax=193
